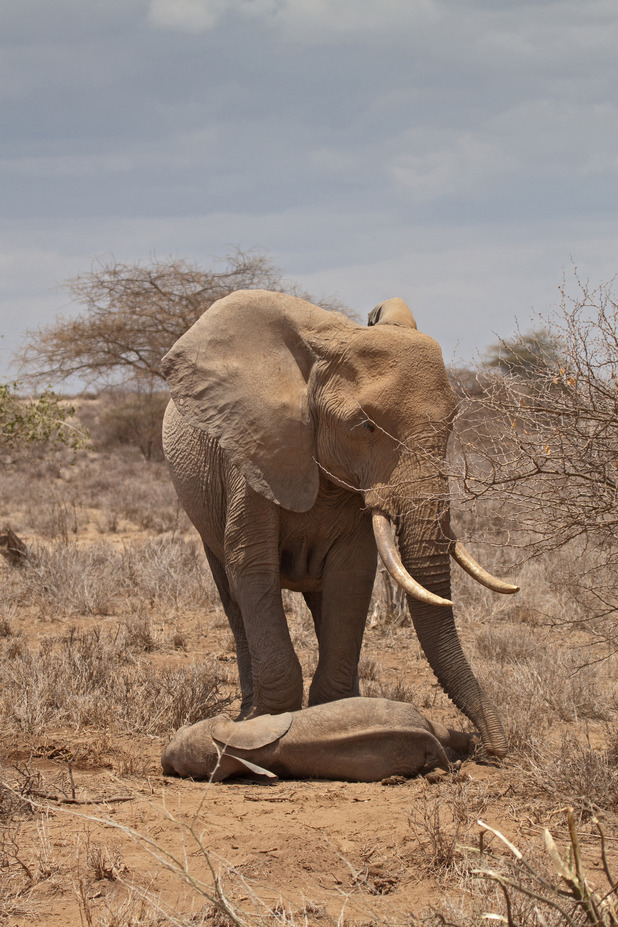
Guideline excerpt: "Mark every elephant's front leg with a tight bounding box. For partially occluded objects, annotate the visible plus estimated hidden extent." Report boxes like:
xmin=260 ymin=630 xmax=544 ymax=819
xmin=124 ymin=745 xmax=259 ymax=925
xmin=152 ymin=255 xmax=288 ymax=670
xmin=308 ymin=526 xmax=377 ymax=706
xmin=225 ymin=491 xmax=303 ymax=716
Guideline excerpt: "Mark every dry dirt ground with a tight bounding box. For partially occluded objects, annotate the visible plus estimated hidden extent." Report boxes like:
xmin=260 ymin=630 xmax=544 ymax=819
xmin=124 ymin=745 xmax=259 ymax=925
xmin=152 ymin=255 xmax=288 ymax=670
xmin=1 ymin=442 xmax=617 ymax=926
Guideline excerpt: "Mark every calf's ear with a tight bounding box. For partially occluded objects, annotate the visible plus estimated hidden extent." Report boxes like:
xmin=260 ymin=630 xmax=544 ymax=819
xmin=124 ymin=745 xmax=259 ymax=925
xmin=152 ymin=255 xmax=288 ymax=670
xmin=210 ymin=711 xmax=293 ymax=751
xmin=212 ymin=753 xmax=278 ymax=781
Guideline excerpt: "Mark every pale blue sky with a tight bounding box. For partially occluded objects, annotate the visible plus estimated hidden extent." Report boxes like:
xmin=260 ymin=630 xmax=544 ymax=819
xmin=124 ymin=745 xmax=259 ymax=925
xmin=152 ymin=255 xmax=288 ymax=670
xmin=1 ymin=0 xmax=616 ymax=381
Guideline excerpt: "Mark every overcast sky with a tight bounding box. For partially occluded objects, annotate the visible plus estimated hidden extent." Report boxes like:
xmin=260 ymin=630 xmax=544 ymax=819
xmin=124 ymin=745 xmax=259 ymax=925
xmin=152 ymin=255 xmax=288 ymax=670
xmin=1 ymin=0 xmax=616 ymax=382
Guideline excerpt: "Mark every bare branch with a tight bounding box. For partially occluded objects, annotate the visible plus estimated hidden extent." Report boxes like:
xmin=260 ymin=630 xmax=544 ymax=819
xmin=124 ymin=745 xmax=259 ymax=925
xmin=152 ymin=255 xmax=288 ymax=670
xmin=14 ymin=249 xmax=347 ymax=390
xmin=452 ymin=271 xmax=618 ymax=654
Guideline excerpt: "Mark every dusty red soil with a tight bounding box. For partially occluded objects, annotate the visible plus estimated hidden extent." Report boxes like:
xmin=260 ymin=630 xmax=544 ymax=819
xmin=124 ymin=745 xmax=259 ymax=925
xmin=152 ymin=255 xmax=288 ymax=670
xmin=3 ymin=603 xmax=614 ymax=927
xmin=1 ymin=480 xmax=616 ymax=925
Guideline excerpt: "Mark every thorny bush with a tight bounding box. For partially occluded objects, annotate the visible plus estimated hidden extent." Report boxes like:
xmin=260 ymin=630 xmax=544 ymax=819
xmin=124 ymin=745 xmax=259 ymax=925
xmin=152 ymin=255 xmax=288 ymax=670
xmin=454 ymin=272 xmax=618 ymax=657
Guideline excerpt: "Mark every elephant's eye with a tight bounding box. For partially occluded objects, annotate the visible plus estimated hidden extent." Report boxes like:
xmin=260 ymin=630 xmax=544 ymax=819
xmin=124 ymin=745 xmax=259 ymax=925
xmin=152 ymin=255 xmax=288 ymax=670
xmin=361 ymin=420 xmax=376 ymax=433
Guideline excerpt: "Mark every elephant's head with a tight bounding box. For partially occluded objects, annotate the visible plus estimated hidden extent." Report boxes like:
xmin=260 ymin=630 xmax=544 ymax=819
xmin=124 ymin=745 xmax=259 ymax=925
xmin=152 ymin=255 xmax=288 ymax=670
xmin=161 ymin=712 xmax=292 ymax=780
xmin=162 ymin=289 xmax=517 ymax=756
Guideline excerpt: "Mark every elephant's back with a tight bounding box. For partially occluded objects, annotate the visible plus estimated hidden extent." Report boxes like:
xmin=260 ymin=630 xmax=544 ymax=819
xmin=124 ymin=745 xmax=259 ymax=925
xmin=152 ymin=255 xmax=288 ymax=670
xmin=275 ymin=697 xmax=446 ymax=781
xmin=295 ymin=697 xmax=432 ymax=734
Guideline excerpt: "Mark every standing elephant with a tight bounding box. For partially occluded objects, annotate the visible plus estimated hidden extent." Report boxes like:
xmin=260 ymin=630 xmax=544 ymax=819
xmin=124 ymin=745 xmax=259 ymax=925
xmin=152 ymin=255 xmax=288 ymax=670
xmin=161 ymin=289 xmax=518 ymax=757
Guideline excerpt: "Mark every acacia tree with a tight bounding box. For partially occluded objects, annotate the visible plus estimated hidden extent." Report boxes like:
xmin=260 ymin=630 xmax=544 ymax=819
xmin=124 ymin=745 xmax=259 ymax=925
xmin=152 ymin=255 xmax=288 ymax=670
xmin=483 ymin=326 xmax=563 ymax=377
xmin=16 ymin=249 xmax=343 ymax=389
xmin=455 ymin=272 xmax=618 ymax=654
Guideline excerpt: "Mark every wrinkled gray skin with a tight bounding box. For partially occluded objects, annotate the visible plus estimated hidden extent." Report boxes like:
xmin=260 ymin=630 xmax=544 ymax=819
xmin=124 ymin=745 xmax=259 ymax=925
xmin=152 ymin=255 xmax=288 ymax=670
xmin=162 ymin=289 xmax=508 ymax=757
xmin=161 ymin=697 xmax=475 ymax=782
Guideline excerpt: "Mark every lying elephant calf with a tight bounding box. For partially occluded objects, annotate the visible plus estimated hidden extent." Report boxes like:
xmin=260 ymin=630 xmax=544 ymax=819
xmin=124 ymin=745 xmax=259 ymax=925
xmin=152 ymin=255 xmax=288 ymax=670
xmin=161 ymin=697 xmax=475 ymax=782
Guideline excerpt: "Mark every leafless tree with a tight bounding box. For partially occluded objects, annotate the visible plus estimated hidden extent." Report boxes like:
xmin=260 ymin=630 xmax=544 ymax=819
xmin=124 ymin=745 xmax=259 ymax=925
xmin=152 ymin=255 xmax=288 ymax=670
xmin=15 ymin=249 xmax=347 ymax=389
xmin=453 ymin=271 xmax=618 ymax=654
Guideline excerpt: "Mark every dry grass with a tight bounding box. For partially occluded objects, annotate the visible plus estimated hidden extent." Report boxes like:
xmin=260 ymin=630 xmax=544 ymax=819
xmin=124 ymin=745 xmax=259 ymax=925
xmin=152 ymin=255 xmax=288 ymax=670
xmin=0 ymin=441 xmax=186 ymax=541
xmin=0 ymin=536 xmax=219 ymax=621
xmin=0 ymin=625 xmax=231 ymax=738
xmin=406 ymin=779 xmax=491 ymax=877
xmin=1 ymin=436 xmax=618 ymax=925
xmin=524 ymin=732 xmax=618 ymax=819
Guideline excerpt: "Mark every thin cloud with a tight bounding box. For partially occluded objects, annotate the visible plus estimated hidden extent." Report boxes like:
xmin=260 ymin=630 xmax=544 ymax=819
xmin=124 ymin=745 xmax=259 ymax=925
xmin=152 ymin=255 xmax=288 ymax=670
xmin=147 ymin=0 xmax=441 ymax=37
xmin=0 ymin=0 xmax=616 ymax=380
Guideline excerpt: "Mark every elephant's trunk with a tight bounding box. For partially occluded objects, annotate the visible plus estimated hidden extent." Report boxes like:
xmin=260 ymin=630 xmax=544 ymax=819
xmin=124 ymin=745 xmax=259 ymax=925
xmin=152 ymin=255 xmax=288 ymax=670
xmin=373 ymin=512 xmax=518 ymax=599
xmin=372 ymin=512 xmax=452 ymax=607
xmin=375 ymin=493 xmax=508 ymax=758
xmin=407 ymin=592 xmax=508 ymax=757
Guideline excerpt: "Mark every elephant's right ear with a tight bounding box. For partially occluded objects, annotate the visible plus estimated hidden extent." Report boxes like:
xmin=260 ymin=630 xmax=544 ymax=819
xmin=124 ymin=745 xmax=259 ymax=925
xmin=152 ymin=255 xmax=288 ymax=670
xmin=210 ymin=712 xmax=293 ymax=751
xmin=162 ymin=289 xmax=327 ymax=512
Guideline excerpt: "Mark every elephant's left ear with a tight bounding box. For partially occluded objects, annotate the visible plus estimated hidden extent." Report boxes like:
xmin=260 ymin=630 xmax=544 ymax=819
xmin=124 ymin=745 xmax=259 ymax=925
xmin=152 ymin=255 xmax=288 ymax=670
xmin=367 ymin=298 xmax=417 ymax=329
xmin=213 ymin=754 xmax=278 ymax=781
xmin=162 ymin=289 xmax=331 ymax=512
xmin=210 ymin=712 xmax=294 ymax=750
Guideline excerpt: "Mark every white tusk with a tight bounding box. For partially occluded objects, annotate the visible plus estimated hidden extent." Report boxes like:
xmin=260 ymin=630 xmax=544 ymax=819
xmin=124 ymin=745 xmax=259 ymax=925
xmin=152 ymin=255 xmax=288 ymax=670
xmin=451 ymin=541 xmax=520 ymax=594
xmin=372 ymin=511 xmax=453 ymax=608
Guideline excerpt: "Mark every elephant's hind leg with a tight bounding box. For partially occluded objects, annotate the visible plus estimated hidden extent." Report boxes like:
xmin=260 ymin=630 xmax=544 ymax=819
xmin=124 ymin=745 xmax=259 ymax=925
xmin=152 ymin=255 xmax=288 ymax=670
xmin=225 ymin=488 xmax=303 ymax=715
xmin=204 ymin=548 xmax=254 ymax=718
xmin=308 ymin=527 xmax=376 ymax=706
xmin=304 ymin=591 xmax=360 ymax=697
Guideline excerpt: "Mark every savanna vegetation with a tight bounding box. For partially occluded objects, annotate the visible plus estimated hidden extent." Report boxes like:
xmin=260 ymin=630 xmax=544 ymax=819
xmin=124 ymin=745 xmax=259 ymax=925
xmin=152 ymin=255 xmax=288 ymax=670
xmin=1 ymin=263 xmax=617 ymax=926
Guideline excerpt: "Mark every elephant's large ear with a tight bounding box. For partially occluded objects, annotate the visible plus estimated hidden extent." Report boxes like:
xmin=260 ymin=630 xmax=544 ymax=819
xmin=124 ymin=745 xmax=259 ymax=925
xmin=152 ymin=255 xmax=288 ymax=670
xmin=367 ymin=298 xmax=417 ymax=329
xmin=210 ymin=712 xmax=294 ymax=751
xmin=162 ymin=290 xmax=329 ymax=512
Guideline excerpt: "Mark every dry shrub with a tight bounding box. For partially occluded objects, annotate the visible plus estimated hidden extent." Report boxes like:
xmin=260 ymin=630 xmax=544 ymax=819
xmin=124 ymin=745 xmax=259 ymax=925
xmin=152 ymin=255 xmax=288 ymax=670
xmin=106 ymin=470 xmax=183 ymax=534
xmin=0 ymin=537 xmax=218 ymax=618
xmin=37 ymin=498 xmax=80 ymax=542
xmin=471 ymin=622 xmax=617 ymax=755
xmin=72 ymin=448 xmax=185 ymax=535
xmin=90 ymin=389 xmax=169 ymax=461
xmin=19 ymin=543 xmax=120 ymax=616
xmin=526 ymin=731 xmax=618 ymax=817
xmin=474 ymin=623 xmax=540 ymax=664
xmin=362 ymin=676 xmax=418 ymax=704
xmin=454 ymin=275 xmax=618 ymax=660
xmin=473 ymin=812 xmax=618 ymax=927
xmin=0 ymin=443 xmax=185 ymax=540
xmin=420 ymin=812 xmax=618 ymax=927
xmin=281 ymin=590 xmax=312 ymax=627
xmin=73 ymin=881 xmax=207 ymax=927
xmin=0 ymin=615 xmax=13 ymax=637
xmin=0 ymin=817 xmax=55 ymax=920
xmin=407 ymin=780 xmax=490 ymax=877
xmin=370 ymin=567 xmax=408 ymax=627
xmin=453 ymin=543 xmax=618 ymax=756
xmin=474 ymin=621 xmax=615 ymax=724
xmin=358 ymin=657 xmax=380 ymax=681
xmin=0 ymin=626 xmax=231 ymax=736
xmin=0 ymin=773 xmax=36 ymax=823
xmin=117 ymin=537 xmax=218 ymax=611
